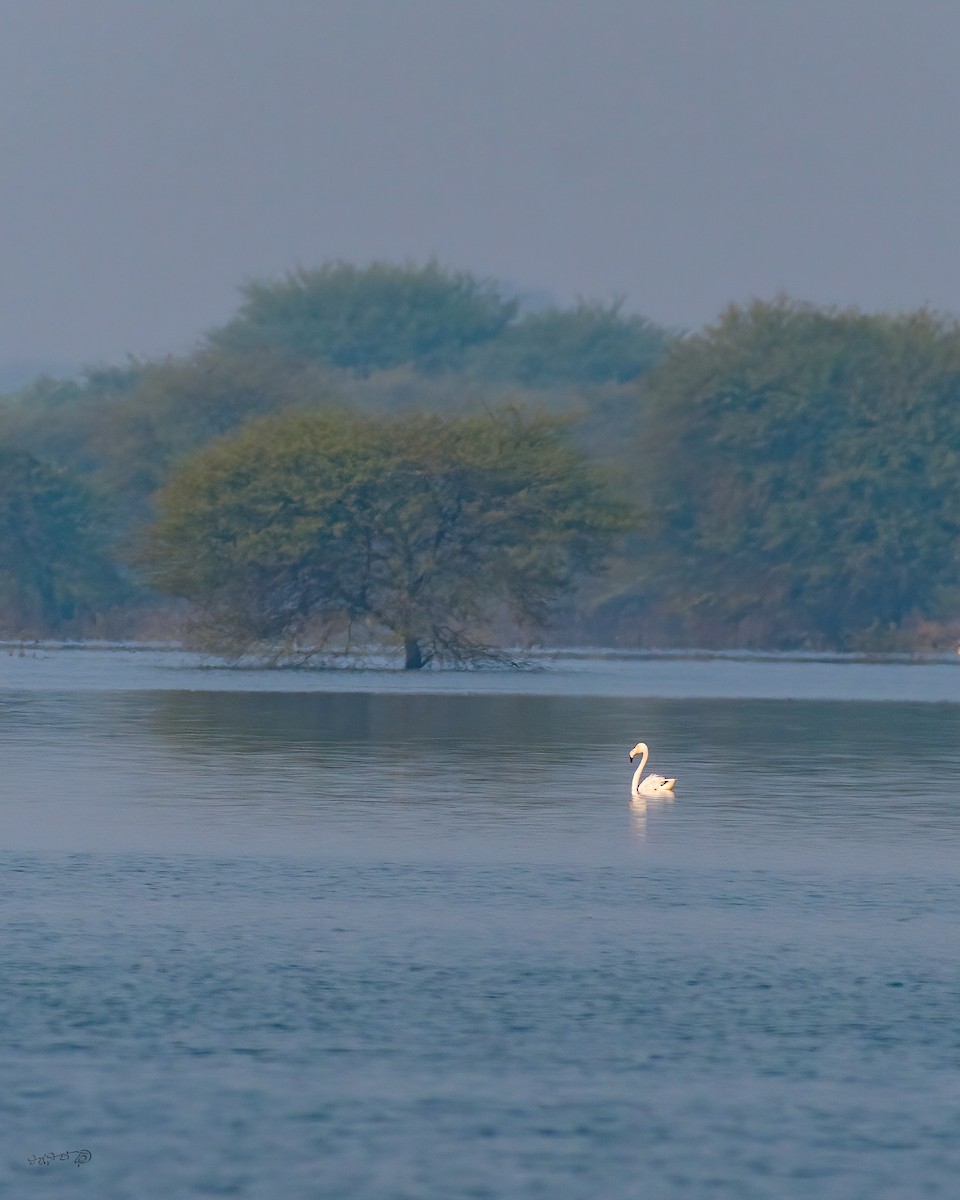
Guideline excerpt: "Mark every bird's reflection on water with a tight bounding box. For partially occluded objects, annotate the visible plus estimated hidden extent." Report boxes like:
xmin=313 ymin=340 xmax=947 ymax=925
xmin=628 ymin=790 xmax=674 ymax=839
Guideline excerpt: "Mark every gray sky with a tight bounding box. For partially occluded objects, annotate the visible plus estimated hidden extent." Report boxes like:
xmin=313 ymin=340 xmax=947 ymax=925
xmin=3 ymin=0 xmax=960 ymax=371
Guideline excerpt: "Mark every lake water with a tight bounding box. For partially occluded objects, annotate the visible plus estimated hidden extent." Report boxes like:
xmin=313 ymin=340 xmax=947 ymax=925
xmin=2 ymin=647 xmax=960 ymax=1198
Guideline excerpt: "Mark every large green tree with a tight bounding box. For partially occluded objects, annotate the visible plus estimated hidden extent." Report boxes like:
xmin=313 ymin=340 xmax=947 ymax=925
xmin=144 ymin=408 xmax=625 ymax=666
xmin=621 ymin=299 xmax=960 ymax=648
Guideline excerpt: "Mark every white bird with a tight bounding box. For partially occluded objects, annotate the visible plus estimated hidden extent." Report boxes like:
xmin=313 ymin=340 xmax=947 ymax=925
xmin=629 ymin=742 xmax=676 ymax=797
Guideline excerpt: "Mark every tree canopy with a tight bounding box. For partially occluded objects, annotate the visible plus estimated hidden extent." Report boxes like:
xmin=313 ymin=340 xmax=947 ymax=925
xmin=206 ymin=260 xmax=518 ymax=375
xmin=622 ymin=299 xmax=960 ymax=648
xmin=467 ymin=300 xmax=670 ymax=386
xmin=203 ymin=260 xmax=669 ymax=388
xmin=6 ymin=263 xmax=960 ymax=655
xmin=144 ymin=408 xmax=625 ymax=666
xmin=0 ymin=445 xmax=126 ymax=634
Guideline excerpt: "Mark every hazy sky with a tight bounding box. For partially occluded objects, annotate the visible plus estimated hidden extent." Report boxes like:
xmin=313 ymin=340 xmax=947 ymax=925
xmin=4 ymin=0 xmax=960 ymax=370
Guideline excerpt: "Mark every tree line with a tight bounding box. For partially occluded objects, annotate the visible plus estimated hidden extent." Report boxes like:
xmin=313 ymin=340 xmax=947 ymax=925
xmin=1 ymin=261 xmax=959 ymax=661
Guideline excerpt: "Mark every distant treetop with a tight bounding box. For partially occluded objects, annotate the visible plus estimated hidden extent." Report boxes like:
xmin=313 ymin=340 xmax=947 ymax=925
xmin=206 ymin=260 xmax=518 ymax=375
xmin=467 ymin=299 xmax=670 ymax=386
xmin=204 ymin=259 xmax=669 ymax=386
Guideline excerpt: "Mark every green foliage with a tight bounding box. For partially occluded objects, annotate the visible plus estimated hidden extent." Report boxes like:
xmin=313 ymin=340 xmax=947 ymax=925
xmin=0 ymin=262 xmax=667 ymax=560
xmin=0 ymin=354 xmax=341 ymax=524
xmin=88 ymin=351 xmax=339 ymax=508
xmin=0 ymin=365 xmax=144 ymax=477
xmin=205 ymin=261 xmax=670 ymax=389
xmin=467 ymin=300 xmax=670 ymax=386
xmin=207 ymin=260 xmax=518 ymax=375
xmin=627 ymin=299 xmax=960 ymax=647
xmin=0 ymin=445 xmax=127 ymax=634
xmin=144 ymin=408 xmax=626 ymax=666
xmin=15 ymin=260 xmax=960 ymax=654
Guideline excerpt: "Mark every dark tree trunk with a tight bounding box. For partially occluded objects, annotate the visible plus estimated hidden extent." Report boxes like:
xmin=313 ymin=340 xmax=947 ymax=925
xmin=403 ymin=635 xmax=424 ymax=670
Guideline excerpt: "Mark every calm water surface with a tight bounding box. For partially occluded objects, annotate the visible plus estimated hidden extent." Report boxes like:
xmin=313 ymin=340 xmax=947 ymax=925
xmin=2 ymin=649 xmax=960 ymax=1198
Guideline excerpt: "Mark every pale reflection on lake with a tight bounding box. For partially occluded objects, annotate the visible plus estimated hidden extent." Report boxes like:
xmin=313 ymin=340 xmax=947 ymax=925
xmin=2 ymin=648 xmax=960 ymax=1198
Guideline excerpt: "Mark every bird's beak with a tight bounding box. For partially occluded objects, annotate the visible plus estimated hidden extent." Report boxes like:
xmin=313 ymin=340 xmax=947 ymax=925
xmin=628 ymin=753 xmax=634 ymax=762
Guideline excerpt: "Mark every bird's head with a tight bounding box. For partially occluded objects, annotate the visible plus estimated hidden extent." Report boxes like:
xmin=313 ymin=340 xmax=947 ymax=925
xmin=628 ymin=742 xmax=648 ymax=762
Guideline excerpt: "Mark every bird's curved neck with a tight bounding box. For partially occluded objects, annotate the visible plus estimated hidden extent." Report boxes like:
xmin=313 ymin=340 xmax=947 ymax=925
xmin=631 ymin=745 xmax=649 ymax=793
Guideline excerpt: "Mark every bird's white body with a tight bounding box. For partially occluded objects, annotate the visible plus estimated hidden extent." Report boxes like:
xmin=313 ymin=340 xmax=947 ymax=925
xmin=629 ymin=742 xmax=676 ymax=796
